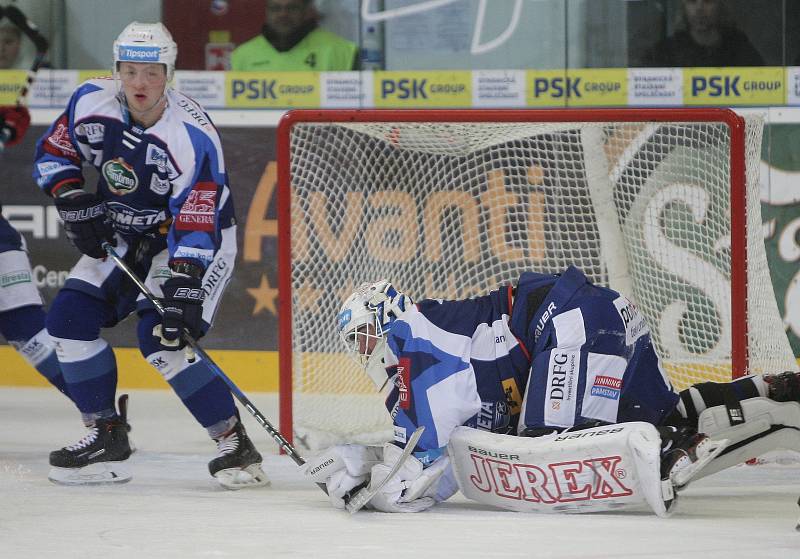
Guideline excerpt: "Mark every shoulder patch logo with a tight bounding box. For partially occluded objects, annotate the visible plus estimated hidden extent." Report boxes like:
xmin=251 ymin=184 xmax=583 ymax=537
xmin=102 ymin=158 xmax=139 ymax=195
xmin=149 ymin=174 xmax=170 ymax=196
xmin=176 ymin=182 xmax=217 ymax=231
xmin=45 ymin=116 xmax=78 ymax=160
xmin=145 ymin=144 xmax=178 ymax=179
xmin=397 ymin=357 xmax=411 ymax=410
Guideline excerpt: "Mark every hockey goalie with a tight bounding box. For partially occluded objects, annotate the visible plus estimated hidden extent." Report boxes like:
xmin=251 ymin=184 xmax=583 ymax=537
xmin=304 ymin=268 xmax=800 ymax=515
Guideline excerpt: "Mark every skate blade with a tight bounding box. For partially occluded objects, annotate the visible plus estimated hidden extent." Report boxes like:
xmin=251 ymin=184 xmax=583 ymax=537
xmin=48 ymin=462 xmax=133 ymax=486
xmin=672 ymin=438 xmax=728 ymax=490
xmin=214 ymin=463 xmax=270 ymax=490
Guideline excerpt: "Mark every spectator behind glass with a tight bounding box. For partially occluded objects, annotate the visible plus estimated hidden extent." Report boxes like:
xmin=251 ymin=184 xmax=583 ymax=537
xmin=639 ymin=0 xmax=764 ymax=67
xmin=0 ymin=21 xmax=22 ymax=69
xmin=231 ymin=0 xmax=358 ymax=71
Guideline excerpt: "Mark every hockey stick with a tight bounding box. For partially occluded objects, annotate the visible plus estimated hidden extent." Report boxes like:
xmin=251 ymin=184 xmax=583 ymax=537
xmin=0 ymin=5 xmax=49 ymax=148
xmin=104 ymin=242 xmax=424 ymax=510
xmin=345 ymin=425 xmax=425 ymax=514
xmin=101 ymin=242 xmax=314 ymax=473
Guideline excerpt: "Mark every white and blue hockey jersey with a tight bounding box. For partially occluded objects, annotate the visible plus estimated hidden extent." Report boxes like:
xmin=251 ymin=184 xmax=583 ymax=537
xmin=383 ymin=266 xmax=679 ymax=464
xmin=33 ymin=78 xmax=234 ymax=270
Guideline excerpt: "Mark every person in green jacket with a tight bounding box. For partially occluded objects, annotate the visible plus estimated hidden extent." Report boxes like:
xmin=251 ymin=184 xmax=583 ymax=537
xmin=231 ymin=0 xmax=358 ymax=71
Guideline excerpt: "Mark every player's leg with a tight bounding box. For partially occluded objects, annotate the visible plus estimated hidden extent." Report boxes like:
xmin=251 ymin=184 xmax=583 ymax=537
xmin=44 ymin=248 xmax=139 ymax=484
xmin=0 ymin=304 xmax=67 ymax=395
xmin=0 ymin=251 xmax=69 ymax=397
xmin=137 ymin=228 xmax=267 ymax=488
xmin=662 ymin=372 xmax=800 ymax=480
xmin=668 ymin=372 xmax=800 ymax=424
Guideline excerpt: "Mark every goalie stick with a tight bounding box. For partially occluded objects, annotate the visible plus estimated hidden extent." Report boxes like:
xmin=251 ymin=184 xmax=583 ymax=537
xmin=0 ymin=5 xmax=49 ymax=148
xmin=102 ymin=243 xmax=328 ymax=492
xmin=344 ymin=426 xmax=425 ymax=514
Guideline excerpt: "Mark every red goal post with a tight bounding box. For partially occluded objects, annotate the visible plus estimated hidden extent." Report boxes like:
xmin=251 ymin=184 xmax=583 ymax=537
xmin=276 ymin=108 xmax=795 ymax=448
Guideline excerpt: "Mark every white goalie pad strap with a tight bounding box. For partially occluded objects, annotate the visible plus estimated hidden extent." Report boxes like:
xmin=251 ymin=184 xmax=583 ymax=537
xmin=693 ymin=398 xmax=800 ymax=481
xmin=447 ymin=423 xmax=673 ymax=517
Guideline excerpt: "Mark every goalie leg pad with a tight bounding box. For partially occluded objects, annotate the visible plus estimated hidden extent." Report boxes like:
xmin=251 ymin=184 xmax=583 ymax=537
xmin=447 ymin=423 xmax=675 ymax=517
xmin=692 ymin=398 xmax=800 ymax=480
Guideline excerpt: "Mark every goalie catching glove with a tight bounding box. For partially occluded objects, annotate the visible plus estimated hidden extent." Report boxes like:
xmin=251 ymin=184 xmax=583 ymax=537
xmin=304 ymin=444 xmax=384 ymax=509
xmin=367 ymin=443 xmax=449 ymax=513
xmin=305 ymin=442 xmax=450 ymax=513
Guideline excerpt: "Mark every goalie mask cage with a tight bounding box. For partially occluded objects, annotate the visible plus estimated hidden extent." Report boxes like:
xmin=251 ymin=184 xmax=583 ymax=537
xmin=276 ymin=108 xmax=795 ymax=448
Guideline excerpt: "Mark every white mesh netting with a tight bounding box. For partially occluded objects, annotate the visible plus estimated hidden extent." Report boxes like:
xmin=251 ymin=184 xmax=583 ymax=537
xmin=283 ymin=113 xmax=796 ymax=447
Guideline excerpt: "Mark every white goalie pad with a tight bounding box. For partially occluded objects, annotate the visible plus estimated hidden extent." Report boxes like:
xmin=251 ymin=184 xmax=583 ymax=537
xmin=692 ymin=398 xmax=800 ymax=481
xmin=447 ymin=423 xmax=674 ymax=517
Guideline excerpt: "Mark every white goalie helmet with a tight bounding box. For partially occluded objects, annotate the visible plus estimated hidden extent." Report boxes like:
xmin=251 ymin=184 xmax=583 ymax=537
xmin=337 ymin=280 xmax=413 ymax=390
xmin=113 ymin=21 xmax=177 ymax=79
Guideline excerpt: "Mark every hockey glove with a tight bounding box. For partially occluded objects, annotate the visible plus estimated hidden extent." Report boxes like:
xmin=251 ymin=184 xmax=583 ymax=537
xmin=54 ymin=191 xmax=115 ymax=259
xmin=304 ymin=444 xmax=384 ymax=510
xmin=155 ymin=265 xmax=205 ymax=350
xmin=366 ymin=443 xmax=444 ymax=513
xmin=0 ymin=105 xmax=31 ymax=147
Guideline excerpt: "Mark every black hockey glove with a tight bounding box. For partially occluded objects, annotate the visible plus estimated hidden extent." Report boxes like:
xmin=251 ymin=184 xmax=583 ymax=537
xmin=157 ymin=267 xmax=205 ymax=350
xmin=54 ymin=191 xmax=115 ymax=259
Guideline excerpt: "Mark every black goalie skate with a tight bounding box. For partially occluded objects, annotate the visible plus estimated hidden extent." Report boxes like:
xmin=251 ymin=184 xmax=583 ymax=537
xmin=209 ymin=420 xmax=269 ymax=490
xmin=48 ymin=395 xmax=133 ymax=485
xmin=659 ymin=425 xmax=726 ymax=491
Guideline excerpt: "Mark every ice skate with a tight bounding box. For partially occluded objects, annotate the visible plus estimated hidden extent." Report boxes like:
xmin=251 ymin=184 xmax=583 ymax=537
xmin=209 ymin=420 xmax=269 ymax=490
xmin=659 ymin=425 xmax=727 ymax=491
xmin=48 ymin=402 xmax=133 ymax=485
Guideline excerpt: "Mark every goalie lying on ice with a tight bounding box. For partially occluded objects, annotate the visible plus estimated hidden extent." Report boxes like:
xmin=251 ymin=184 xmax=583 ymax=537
xmin=304 ymin=267 xmax=800 ymax=514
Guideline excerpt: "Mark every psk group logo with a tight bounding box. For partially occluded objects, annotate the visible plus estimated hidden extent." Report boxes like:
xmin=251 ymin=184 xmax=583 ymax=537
xmin=683 ymin=67 xmax=784 ymax=105
xmin=375 ymin=71 xmax=471 ymax=107
xmin=528 ymin=69 xmax=627 ymax=107
xmin=226 ymin=71 xmax=320 ymax=108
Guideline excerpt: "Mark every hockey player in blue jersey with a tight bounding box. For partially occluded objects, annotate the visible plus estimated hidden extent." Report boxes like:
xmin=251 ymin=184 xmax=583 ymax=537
xmin=1 ymin=104 xmax=73 ymax=399
xmin=305 ymin=269 xmax=800 ymax=514
xmin=33 ymin=22 xmax=267 ymax=488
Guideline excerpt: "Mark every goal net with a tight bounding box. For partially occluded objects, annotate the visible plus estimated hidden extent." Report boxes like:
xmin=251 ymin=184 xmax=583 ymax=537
xmin=276 ymin=108 xmax=795 ymax=449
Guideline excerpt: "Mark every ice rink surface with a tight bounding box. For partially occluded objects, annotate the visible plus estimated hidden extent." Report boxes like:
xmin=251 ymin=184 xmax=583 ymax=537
xmin=1 ymin=387 xmax=799 ymax=559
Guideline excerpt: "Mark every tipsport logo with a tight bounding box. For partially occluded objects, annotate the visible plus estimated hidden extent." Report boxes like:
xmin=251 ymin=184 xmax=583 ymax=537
xmin=118 ymin=45 xmax=161 ymax=63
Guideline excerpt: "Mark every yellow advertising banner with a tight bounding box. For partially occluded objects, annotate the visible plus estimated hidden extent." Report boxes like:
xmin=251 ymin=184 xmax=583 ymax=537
xmin=226 ymin=71 xmax=321 ymax=108
xmin=374 ymin=71 xmax=471 ymax=107
xmin=527 ymin=69 xmax=628 ymax=107
xmin=683 ymin=66 xmax=785 ymax=106
xmin=77 ymin=70 xmax=112 ymax=83
xmin=0 ymin=70 xmax=27 ymax=104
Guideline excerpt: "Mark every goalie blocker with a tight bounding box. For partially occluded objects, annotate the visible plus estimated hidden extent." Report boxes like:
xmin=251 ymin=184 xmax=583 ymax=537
xmin=448 ymin=397 xmax=800 ymax=515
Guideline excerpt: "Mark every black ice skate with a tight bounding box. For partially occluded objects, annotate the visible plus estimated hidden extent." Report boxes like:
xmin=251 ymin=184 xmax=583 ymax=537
xmin=658 ymin=425 xmax=726 ymax=491
xmin=764 ymin=371 xmax=800 ymax=403
xmin=209 ymin=420 xmax=269 ymax=490
xmin=48 ymin=399 xmax=133 ymax=486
